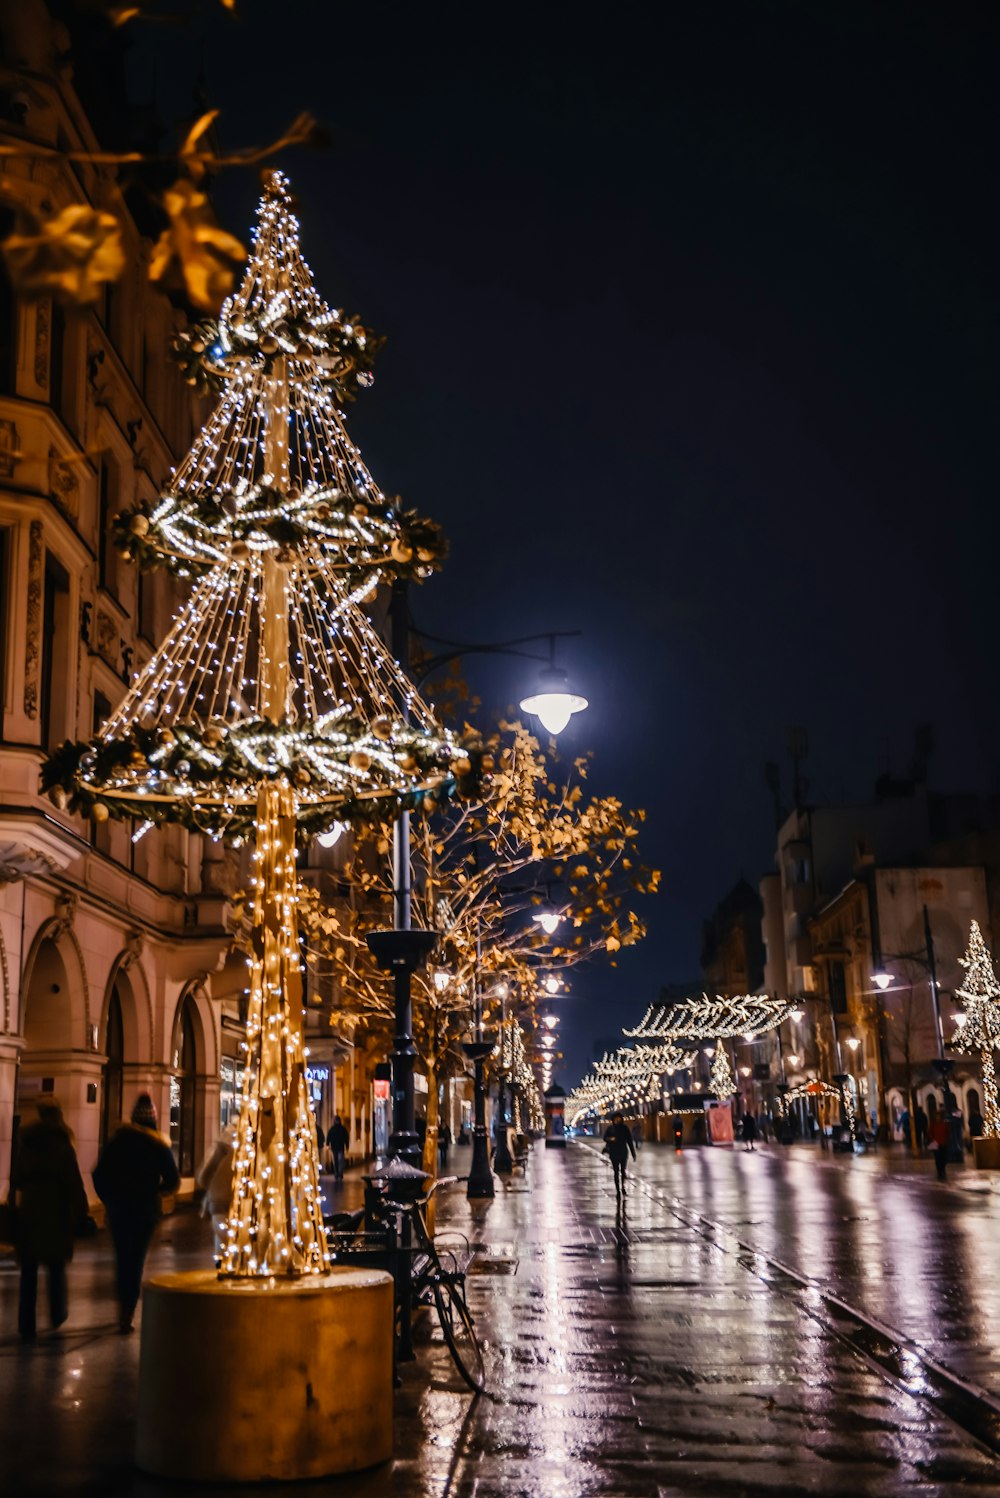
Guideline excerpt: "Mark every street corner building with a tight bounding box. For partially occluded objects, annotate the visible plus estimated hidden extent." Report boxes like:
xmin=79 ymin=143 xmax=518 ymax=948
xmin=0 ymin=2 xmax=372 ymax=1206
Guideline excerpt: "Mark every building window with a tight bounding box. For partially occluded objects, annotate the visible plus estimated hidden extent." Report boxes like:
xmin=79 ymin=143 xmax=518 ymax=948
xmin=98 ymin=455 xmax=119 ymax=596
xmin=0 ymin=211 xmax=15 ymax=395
xmin=171 ymin=998 xmax=198 ymax=1175
xmin=40 ymin=553 xmax=70 ymax=751
xmin=830 ymin=962 xmax=848 ymax=1016
xmin=137 ymin=566 xmax=156 ymax=641
xmin=101 ymin=986 xmax=124 ymax=1147
xmin=91 ymin=692 xmax=111 ymax=852
xmin=0 ymin=527 xmax=8 ymax=740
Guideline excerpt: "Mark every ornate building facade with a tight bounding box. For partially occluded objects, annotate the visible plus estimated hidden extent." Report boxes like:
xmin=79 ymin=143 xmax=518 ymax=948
xmin=0 ymin=1 xmax=234 ymax=1196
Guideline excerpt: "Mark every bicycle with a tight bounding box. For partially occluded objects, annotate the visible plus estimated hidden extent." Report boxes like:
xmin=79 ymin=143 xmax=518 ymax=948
xmin=327 ymin=1174 xmax=486 ymax=1394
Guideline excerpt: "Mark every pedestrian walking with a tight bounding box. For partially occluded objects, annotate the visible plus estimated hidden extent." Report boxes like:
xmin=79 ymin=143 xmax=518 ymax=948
xmin=437 ymin=1122 xmax=452 ymax=1169
xmin=930 ymin=1113 xmax=950 ymax=1181
xmin=915 ymin=1104 xmax=928 ymax=1151
xmin=969 ymin=1105 xmax=984 ymax=1140
xmin=741 ymin=1113 xmax=758 ymax=1151
xmin=325 ymin=1114 xmax=349 ymax=1181
xmin=603 ymin=1113 xmax=637 ymax=1197
xmin=671 ymin=1114 xmax=684 ymax=1151
xmin=11 ymin=1098 xmax=88 ymax=1341
xmin=196 ymin=1123 xmax=236 ymax=1265
xmin=92 ymin=1094 xmax=179 ymax=1333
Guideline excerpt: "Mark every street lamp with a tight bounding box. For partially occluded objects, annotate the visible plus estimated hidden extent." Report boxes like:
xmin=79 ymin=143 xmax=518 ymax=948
xmin=532 ymin=909 xmax=563 ymax=935
xmin=519 ymin=662 xmax=588 ymax=737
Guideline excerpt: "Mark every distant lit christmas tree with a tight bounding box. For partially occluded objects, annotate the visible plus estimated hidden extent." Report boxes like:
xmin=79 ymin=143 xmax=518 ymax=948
xmin=44 ymin=174 xmax=479 ymax=1276
xmin=954 ymin=919 xmax=1000 ymax=1139
xmin=710 ymin=1042 xmax=737 ymax=1099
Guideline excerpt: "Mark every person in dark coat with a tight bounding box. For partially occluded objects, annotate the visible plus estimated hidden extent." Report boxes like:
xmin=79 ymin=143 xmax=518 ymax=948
xmin=93 ymin=1094 xmax=179 ymax=1333
xmin=11 ymin=1099 xmax=88 ymax=1341
xmin=325 ymin=1115 xmax=349 ymax=1181
xmin=741 ymin=1113 xmax=758 ymax=1151
xmin=438 ymin=1122 xmax=452 ymax=1168
xmin=603 ymin=1113 xmax=637 ymax=1196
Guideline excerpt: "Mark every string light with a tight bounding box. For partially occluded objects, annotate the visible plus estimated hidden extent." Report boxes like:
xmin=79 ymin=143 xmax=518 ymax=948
xmin=953 ymin=919 xmax=1000 ymax=1138
xmin=625 ymin=993 xmax=797 ymax=1042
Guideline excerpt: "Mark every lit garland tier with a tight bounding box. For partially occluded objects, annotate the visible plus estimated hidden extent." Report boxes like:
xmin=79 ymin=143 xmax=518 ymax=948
xmin=113 ymin=173 xmax=444 ymax=585
xmin=43 ymin=551 xmax=479 ymax=838
xmin=953 ymin=919 xmax=1000 ymax=1139
xmin=625 ymin=993 xmax=796 ymax=1043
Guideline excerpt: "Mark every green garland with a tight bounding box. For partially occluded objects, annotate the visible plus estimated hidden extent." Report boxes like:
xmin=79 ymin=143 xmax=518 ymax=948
xmin=42 ymin=721 xmax=487 ymax=841
xmin=112 ymin=499 xmax=448 ymax=583
xmin=171 ymin=310 xmax=383 ymax=405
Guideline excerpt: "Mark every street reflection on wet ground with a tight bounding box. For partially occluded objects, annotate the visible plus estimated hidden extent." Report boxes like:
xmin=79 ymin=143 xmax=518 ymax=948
xmin=3 ymin=1140 xmax=1000 ymax=1496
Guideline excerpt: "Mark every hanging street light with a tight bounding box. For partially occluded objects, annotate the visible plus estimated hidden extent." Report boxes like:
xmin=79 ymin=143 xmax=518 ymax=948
xmin=520 ymin=663 xmax=588 ymax=737
xmin=532 ymin=908 xmax=563 ymax=935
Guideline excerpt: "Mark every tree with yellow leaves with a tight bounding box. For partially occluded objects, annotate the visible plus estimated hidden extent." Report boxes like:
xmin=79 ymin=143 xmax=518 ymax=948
xmin=299 ymin=719 xmax=659 ymax=1175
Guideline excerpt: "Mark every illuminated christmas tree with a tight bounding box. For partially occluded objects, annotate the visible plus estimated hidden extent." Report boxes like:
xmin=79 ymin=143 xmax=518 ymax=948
xmin=44 ymin=173 xmax=478 ymax=1276
xmin=954 ymin=919 xmax=1000 ymax=1138
xmin=709 ymin=1042 xmax=737 ymax=1099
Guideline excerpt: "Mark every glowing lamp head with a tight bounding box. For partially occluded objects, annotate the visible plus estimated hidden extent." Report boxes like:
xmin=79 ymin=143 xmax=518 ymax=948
xmin=520 ymin=666 xmax=588 ymax=737
xmin=543 ymin=1014 xmax=559 ymax=1030
xmin=532 ymin=910 xmax=562 ymax=935
xmin=954 ymin=1012 xmax=968 ymax=1028
xmin=431 ymin=966 xmax=451 ymax=995
xmin=871 ymin=971 xmax=893 ymax=991
xmin=846 ymin=1036 xmax=861 ymax=1051
xmin=787 ymin=1053 xmax=800 ymax=1067
xmin=739 ymin=1066 xmax=751 ymax=1078
xmin=544 ymin=976 xmax=560 ymax=996
xmin=789 ymin=1008 xmax=805 ymax=1022
xmin=315 ymin=821 xmax=347 ymax=849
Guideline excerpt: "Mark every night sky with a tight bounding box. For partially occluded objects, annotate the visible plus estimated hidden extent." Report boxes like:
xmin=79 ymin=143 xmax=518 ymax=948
xmin=125 ymin=1 xmax=1000 ymax=1084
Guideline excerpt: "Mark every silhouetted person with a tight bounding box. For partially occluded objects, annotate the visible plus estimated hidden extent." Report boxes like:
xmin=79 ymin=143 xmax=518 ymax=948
xmin=741 ymin=1113 xmax=758 ymax=1151
xmin=326 ymin=1115 xmax=349 ymax=1181
xmin=671 ymin=1115 xmax=684 ymax=1151
xmin=930 ymin=1112 xmax=950 ymax=1181
xmin=12 ymin=1099 xmax=88 ymax=1341
xmin=603 ymin=1113 xmax=637 ymax=1196
xmin=915 ymin=1104 xmax=928 ymax=1151
xmin=437 ymin=1122 xmax=451 ymax=1168
xmin=969 ymin=1106 xmax=985 ymax=1140
xmin=93 ymin=1094 xmax=179 ymax=1333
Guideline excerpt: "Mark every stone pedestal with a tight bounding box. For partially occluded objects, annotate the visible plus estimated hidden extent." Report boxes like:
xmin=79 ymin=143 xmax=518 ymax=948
xmin=973 ymin=1136 xmax=1000 ymax=1171
xmin=136 ymin=1267 xmax=394 ymax=1481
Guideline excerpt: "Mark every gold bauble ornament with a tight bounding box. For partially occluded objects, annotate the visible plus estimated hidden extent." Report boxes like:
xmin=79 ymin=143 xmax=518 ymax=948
xmin=91 ymin=802 xmax=109 ymax=823
xmin=453 ymin=756 xmax=472 ymax=777
xmin=157 ymin=727 xmax=176 ymax=746
xmin=390 ymin=538 xmax=414 ymax=564
xmin=129 ymin=513 xmax=150 ymax=537
xmin=353 ymin=502 xmax=368 ymax=518
xmin=371 ymin=717 xmax=393 ymax=742
xmin=349 ymin=750 xmax=371 ymax=772
xmin=49 ymin=786 xmax=68 ymax=811
xmin=416 ymin=547 xmax=435 ymax=563
xmin=399 ymin=752 xmax=418 ymax=773
xmin=294 ymin=767 xmax=311 ymax=787
xmin=203 ymin=725 xmax=224 ymax=748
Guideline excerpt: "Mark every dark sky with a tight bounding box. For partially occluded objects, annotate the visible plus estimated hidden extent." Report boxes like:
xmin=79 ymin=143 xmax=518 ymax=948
xmin=124 ymin=0 xmax=1000 ymax=1085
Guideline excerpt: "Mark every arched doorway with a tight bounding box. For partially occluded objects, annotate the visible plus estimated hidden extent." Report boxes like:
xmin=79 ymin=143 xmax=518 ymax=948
xmin=170 ymin=996 xmax=198 ymax=1175
xmin=101 ymin=986 xmax=124 ymax=1147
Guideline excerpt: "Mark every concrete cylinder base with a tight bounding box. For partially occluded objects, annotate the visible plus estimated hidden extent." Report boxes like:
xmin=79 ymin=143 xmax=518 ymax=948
xmin=135 ymin=1267 xmax=394 ymax=1482
xmin=973 ymin=1137 xmax=1000 ymax=1171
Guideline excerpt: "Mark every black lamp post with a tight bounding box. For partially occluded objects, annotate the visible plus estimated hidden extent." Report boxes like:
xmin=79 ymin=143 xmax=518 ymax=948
xmin=493 ymin=990 xmax=514 ymax=1175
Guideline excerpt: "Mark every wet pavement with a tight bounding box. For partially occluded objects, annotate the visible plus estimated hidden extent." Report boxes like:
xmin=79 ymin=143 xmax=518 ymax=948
xmin=3 ymin=1139 xmax=1000 ymax=1496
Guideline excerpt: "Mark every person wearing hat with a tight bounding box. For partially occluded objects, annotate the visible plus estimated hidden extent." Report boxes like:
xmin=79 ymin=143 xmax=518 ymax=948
xmin=93 ymin=1093 xmax=179 ymax=1332
xmin=11 ymin=1098 xmax=88 ymax=1341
